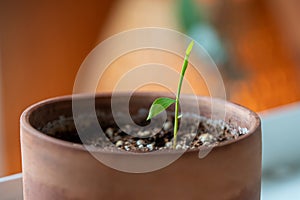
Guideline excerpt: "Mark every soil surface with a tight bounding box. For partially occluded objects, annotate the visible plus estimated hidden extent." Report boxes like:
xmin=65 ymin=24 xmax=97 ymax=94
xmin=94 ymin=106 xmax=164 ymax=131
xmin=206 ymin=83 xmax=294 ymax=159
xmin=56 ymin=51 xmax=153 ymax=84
xmin=38 ymin=109 xmax=248 ymax=152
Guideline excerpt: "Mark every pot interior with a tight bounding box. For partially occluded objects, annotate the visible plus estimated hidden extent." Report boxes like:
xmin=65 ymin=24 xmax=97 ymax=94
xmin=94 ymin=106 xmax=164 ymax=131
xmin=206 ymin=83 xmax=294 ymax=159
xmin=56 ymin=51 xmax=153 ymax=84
xmin=27 ymin=93 xmax=259 ymax=148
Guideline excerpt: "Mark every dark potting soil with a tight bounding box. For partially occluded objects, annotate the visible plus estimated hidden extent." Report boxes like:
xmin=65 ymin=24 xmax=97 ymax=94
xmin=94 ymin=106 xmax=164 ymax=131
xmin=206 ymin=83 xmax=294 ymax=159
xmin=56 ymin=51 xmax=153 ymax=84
xmin=38 ymin=109 xmax=248 ymax=152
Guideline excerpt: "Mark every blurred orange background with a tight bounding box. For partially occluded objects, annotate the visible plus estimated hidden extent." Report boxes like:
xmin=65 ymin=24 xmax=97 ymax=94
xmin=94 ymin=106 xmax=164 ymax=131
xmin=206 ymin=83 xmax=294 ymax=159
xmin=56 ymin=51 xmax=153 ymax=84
xmin=1 ymin=0 xmax=300 ymax=176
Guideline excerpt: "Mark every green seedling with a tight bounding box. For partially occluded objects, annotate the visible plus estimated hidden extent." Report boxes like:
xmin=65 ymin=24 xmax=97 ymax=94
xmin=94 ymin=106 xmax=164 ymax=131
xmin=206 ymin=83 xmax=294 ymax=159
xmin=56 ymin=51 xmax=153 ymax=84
xmin=147 ymin=40 xmax=194 ymax=148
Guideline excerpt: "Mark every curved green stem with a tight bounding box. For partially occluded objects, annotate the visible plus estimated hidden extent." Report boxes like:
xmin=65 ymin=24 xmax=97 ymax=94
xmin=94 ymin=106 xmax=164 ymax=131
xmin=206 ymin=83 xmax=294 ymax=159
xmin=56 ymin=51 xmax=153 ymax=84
xmin=173 ymin=41 xmax=194 ymax=148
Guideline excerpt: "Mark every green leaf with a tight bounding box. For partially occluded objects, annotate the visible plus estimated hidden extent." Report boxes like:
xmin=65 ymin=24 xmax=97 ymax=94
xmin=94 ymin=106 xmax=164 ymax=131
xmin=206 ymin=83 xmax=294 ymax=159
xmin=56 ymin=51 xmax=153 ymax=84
xmin=147 ymin=97 xmax=176 ymax=120
xmin=185 ymin=40 xmax=194 ymax=59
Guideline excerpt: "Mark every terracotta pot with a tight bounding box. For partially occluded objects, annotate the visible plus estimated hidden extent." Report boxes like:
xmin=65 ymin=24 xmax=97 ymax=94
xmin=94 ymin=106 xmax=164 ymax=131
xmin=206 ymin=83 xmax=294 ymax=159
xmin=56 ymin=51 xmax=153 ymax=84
xmin=21 ymin=93 xmax=261 ymax=200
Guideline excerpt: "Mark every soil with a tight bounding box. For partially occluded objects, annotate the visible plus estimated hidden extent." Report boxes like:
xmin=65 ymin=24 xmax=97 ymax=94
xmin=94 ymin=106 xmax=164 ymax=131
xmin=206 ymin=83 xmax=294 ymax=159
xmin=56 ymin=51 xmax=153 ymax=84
xmin=38 ymin=109 xmax=248 ymax=152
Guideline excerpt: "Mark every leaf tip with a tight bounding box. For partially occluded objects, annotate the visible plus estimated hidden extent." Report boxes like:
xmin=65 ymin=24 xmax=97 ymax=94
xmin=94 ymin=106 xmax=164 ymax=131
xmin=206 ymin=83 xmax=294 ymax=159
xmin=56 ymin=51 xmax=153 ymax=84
xmin=185 ymin=40 xmax=194 ymax=57
xmin=146 ymin=115 xmax=151 ymax=121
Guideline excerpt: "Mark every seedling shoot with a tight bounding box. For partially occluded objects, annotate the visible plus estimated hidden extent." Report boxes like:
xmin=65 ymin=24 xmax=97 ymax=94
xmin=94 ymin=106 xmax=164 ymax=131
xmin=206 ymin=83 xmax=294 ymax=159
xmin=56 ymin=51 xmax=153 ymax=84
xmin=147 ymin=41 xmax=194 ymax=148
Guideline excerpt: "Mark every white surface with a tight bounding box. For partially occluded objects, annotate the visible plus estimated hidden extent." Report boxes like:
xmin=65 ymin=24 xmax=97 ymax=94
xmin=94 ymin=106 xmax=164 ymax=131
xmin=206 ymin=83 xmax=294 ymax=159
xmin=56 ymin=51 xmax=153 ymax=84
xmin=260 ymin=102 xmax=300 ymax=200
xmin=260 ymin=102 xmax=300 ymax=170
xmin=262 ymin=166 xmax=300 ymax=200
xmin=0 ymin=173 xmax=23 ymax=200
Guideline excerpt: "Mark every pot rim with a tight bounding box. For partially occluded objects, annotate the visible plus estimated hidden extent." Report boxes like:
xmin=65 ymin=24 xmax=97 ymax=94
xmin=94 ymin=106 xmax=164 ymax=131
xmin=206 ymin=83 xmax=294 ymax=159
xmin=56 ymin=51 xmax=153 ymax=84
xmin=21 ymin=92 xmax=261 ymax=154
